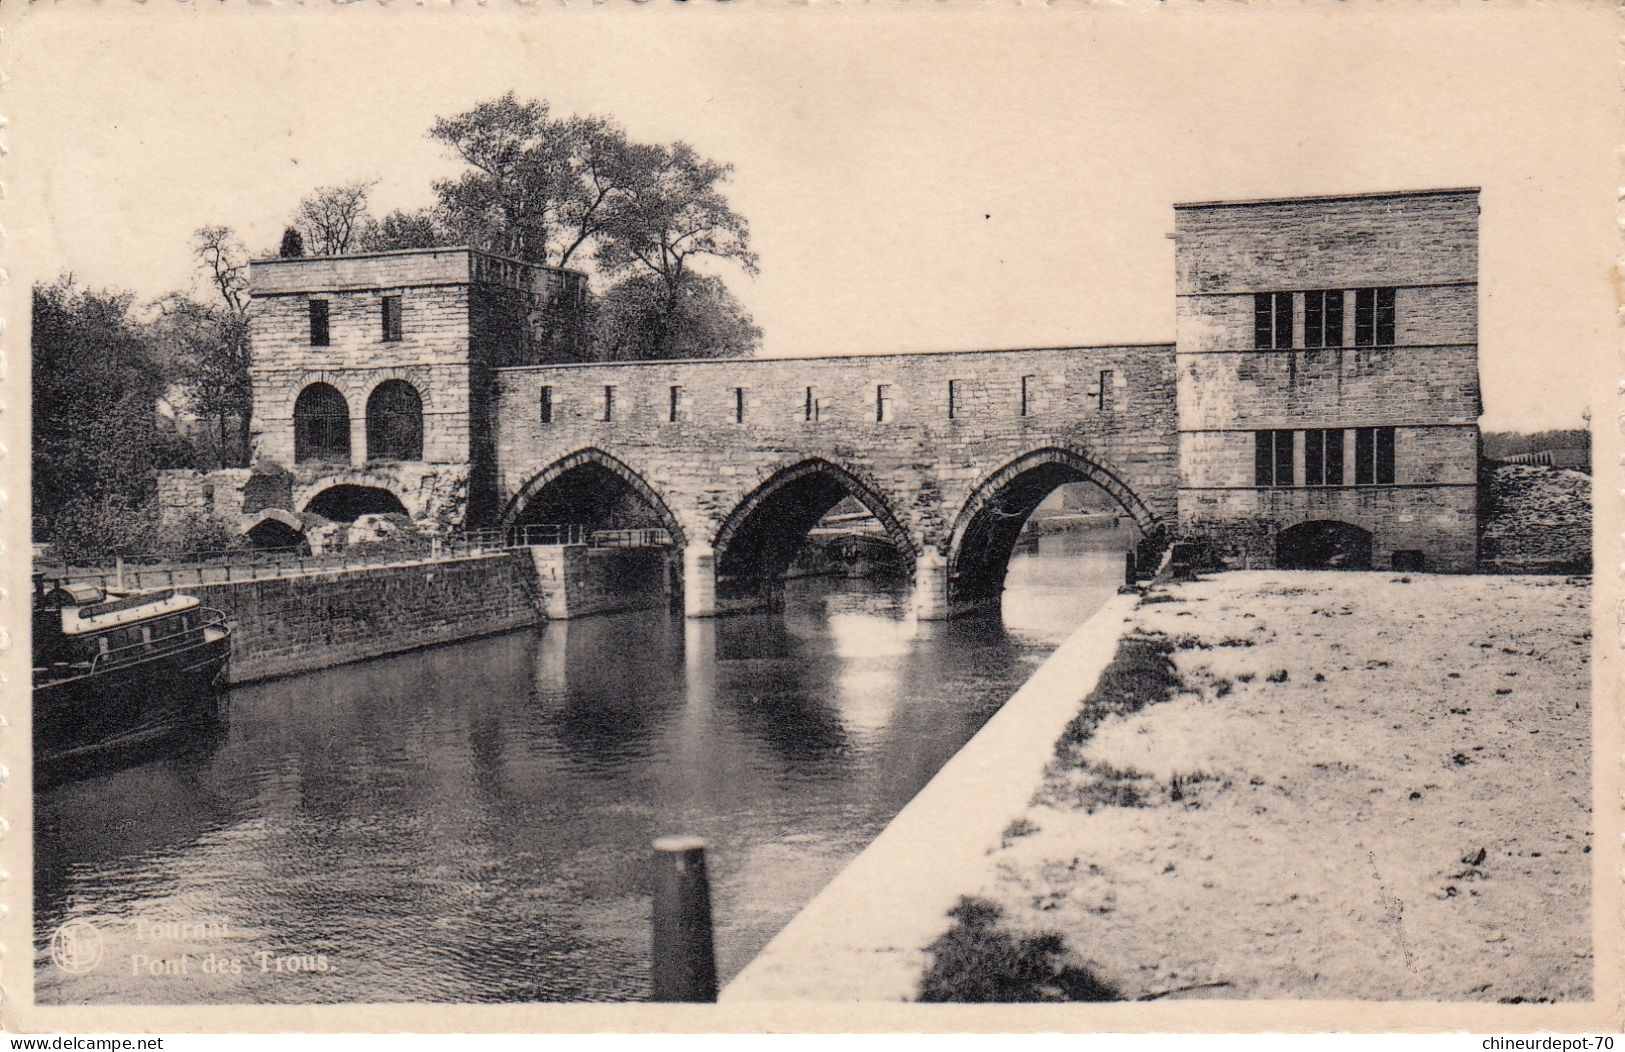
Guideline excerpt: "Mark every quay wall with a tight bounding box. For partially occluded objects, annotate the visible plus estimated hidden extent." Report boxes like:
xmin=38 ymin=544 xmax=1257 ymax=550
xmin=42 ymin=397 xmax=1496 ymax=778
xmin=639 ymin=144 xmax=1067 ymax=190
xmin=527 ymin=546 xmax=672 ymax=620
xmin=722 ymin=591 xmax=1140 ymax=1002
xmin=189 ymin=552 xmax=547 ymax=684
xmin=189 ymin=546 xmax=671 ymax=683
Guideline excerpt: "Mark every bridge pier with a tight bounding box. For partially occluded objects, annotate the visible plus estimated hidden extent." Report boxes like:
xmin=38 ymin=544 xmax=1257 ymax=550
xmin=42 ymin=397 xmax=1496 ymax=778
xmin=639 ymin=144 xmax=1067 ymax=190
xmin=912 ymin=551 xmax=951 ymax=621
xmin=683 ymin=546 xmax=719 ymax=619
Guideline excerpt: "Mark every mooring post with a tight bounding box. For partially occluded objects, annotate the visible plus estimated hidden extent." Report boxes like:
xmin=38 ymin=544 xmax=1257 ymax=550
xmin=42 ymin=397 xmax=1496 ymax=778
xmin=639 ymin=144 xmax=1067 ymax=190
xmin=1124 ymin=549 xmax=1137 ymax=587
xmin=651 ymin=835 xmax=718 ymax=1002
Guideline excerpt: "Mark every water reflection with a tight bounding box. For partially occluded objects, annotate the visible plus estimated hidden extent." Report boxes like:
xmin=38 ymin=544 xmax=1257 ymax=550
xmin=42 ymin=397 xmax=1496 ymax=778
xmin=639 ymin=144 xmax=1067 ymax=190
xmin=35 ymin=529 xmax=1130 ymax=1004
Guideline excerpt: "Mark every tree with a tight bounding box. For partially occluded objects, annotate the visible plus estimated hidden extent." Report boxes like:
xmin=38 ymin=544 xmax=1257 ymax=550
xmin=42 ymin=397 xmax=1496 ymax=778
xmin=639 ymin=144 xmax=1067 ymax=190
xmin=427 ymin=97 xmax=644 ymax=269
xmin=171 ymin=225 xmax=255 ymax=465
xmin=592 ymin=272 xmax=761 ymax=361
xmin=595 ymin=142 xmax=758 ymax=359
xmin=362 ymin=208 xmax=452 ymax=251
xmin=150 ymin=293 xmax=253 ymax=469
xmin=279 ymin=226 xmax=306 ymax=258
xmin=429 ymin=93 xmax=569 ymax=262
xmin=32 ymin=277 xmax=168 ymax=558
xmin=294 ymin=180 xmax=376 ymax=255
xmin=194 ymin=224 xmax=250 ymax=317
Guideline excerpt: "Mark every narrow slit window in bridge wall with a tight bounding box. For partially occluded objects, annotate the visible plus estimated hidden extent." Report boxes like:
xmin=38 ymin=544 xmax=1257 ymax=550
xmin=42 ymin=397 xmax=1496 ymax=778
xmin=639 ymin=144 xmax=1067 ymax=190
xmin=538 ymin=386 xmax=553 ymax=424
xmin=876 ymin=384 xmax=893 ymax=423
xmin=602 ymin=385 xmax=616 ymax=422
xmin=1020 ymin=375 xmax=1035 ymax=417
xmin=669 ymin=385 xmax=683 ymax=423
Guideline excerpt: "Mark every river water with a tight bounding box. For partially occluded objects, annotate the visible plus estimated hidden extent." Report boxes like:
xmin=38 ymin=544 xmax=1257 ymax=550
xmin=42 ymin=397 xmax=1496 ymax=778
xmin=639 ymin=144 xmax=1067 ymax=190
xmin=35 ymin=529 xmax=1130 ymax=1003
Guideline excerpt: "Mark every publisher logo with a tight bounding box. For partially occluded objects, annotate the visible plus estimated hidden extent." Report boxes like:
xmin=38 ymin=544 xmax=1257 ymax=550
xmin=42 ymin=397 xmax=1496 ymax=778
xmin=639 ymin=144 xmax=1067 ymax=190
xmin=49 ymin=919 xmax=104 ymax=974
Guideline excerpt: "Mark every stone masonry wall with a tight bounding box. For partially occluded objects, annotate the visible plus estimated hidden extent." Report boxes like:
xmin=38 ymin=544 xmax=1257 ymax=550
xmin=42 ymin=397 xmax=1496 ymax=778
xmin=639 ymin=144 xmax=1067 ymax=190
xmin=492 ymin=344 xmax=1180 ymax=561
xmin=185 ymin=551 xmax=544 ymax=683
xmin=1480 ymin=464 xmax=1591 ymax=573
xmin=526 ymin=546 xmax=672 ymax=619
xmin=249 ymin=282 xmax=473 ymax=470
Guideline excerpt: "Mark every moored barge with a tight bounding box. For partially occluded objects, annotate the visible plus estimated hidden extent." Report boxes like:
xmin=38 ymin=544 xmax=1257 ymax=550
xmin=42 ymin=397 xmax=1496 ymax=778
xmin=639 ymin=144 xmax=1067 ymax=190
xmin=33 ymin=579 xmax=232 ymax=773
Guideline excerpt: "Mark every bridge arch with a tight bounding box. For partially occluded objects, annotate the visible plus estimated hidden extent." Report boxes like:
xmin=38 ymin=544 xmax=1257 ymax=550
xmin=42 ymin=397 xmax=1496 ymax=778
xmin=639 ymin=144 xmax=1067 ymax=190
xmin=241 ymin=507 xmax=308 ymax=550
xmin=297 ymin=472 xmax=414 ymax=523
xmin=498 ymin=448 xmax=687 ymax=546
xmin=947 ymin=446 xmax=1164 ymax=608
xmin=712 ymin=458 xmax=917 ymax=599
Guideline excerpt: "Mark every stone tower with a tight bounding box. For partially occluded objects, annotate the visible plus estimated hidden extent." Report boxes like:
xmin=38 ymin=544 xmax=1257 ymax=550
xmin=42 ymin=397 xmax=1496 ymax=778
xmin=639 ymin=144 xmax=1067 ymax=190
xmin=246 ymin=247 xmax=588 ymax=530
xmin=1172 ymin=188 xmax=1482 ymax=571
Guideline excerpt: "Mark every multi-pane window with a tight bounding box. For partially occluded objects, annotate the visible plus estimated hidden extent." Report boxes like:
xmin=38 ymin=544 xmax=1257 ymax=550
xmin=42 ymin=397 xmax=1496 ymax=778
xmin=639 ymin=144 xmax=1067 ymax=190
xmin=947 ymin=380 xmax=962 ymax=420
xmin=668 ymin=385 xmax=683 ymax=423
xmin=732 ymin=387 xmax=747 ymax=424
xmin=309 ymin=299 xmax=330 ymax=347
xmin=1304 ymin=428 xmax=1345 ymax=486
xmin=381 ymin=295 xmax=403 ymax=342
xmin=1253 ymin=291 xmax=1293 ymax=349
xmin=804 ymin=387 xmax=821 ymax=422
xmin=1354 ymin=426 xmax=1397 ymax=485
xmin=539 ymin=386 xmax=553 ymax=424
xmin=1303 ymin=290 xmax=1344 ymax=349
xmin=876 ymin=384 xmax=893 ymax=423
xmin=1098 ymin=370 xmax=1115 ymax=412
xmin=1254 ymin=429 xmax=1295 ymax=487
xmin=1354 ymin=287 xmax=1396 ymax=346
xmin=1020 ymin=375 xmax=1035 ymax=417
xmin=601 ymin=385 xmax=616 ymax=422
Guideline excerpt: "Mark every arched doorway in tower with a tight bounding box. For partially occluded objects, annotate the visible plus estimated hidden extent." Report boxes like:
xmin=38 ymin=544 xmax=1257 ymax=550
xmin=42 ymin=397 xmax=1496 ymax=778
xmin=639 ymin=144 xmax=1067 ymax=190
xmin=712 ymin=460 xmax=915 ymax=613
xmin=947 ymin=449 xmax=1161 ymax=630
xmin=1276 ymin=520 xmax=1373 ymax=570
xmin=293 ymin=383 xmax=351 ymax=465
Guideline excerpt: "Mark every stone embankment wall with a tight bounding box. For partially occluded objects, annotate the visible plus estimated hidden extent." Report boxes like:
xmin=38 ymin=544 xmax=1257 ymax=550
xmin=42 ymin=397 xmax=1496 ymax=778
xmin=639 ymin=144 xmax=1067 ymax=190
xmin=188 ymin=552 xmax=546 ymax=683
xmin=185 ymin=545 xmax=669 ymax=683
xmin=1480 ymin=464 xmax=1591 ymax=573
xmin=526 ymin=546 xmax=671 ymax=619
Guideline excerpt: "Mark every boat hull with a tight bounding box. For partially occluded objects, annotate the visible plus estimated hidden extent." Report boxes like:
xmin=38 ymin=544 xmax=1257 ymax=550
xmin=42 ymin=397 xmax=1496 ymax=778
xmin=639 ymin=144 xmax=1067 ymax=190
xmin=34 ymin=631 xmax=232 ymax=780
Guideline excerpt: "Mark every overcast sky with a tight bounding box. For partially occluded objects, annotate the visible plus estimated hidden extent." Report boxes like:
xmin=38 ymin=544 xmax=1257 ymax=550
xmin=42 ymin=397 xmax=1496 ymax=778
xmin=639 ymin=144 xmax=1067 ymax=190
xmin=7 ymin=3 xmax=1614 ymax=432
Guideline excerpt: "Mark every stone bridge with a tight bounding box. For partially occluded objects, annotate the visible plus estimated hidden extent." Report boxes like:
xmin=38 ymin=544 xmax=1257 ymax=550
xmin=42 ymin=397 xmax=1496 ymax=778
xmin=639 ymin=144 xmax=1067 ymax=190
xmin=490 ymin=344 xmax=1177 ymax=617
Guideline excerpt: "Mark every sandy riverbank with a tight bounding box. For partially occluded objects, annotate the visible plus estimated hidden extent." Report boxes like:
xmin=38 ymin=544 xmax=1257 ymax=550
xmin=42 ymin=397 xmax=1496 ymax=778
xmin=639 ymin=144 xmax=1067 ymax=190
xmin=935 ymin=571 xmax=1591 ymax=1002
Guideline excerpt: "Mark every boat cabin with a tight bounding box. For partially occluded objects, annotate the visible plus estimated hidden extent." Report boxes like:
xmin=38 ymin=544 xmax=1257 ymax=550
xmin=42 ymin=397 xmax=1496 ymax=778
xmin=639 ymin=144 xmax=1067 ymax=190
xmin=34 ymin=581 xmax=224 ymax=676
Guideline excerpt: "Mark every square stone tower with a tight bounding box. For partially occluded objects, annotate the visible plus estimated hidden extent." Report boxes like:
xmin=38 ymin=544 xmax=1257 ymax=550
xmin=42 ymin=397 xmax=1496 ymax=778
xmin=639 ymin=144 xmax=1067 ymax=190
xmin=247 ymin=247 xmax=587 ymax=527
xmin=1172 ymin=188 xmax=1482 ymax=571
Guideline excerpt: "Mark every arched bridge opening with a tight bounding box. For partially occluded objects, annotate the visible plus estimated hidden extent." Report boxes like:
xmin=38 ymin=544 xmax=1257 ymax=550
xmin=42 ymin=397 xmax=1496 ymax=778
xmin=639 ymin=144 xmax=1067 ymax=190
xmin=713 ymin=459 xmax=916 ymax=609
xmin=304 ymin=484 xmax=409 ymax=524
xmin=500 ymin=449 xmax=686 ymax=547
xmin=947 ymin=448 xmax=1166 ymax=612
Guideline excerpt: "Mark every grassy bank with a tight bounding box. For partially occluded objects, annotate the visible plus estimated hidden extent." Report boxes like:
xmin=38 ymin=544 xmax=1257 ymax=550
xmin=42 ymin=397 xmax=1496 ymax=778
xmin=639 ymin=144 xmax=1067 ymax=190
xmin=921 ymin=572 xmax=1592 ymax=1002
